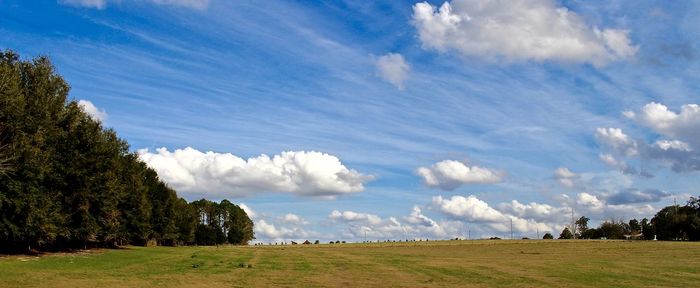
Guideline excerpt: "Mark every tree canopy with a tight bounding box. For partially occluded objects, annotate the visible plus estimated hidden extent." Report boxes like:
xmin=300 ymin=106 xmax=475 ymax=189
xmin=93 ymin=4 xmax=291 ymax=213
xmin=0 ymin=50 xmax=253 ymax=253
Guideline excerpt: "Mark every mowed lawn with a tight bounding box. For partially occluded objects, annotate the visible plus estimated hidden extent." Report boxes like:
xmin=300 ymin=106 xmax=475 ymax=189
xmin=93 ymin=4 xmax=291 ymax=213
xmin=1 ymin=240 xmax=699 ymax=287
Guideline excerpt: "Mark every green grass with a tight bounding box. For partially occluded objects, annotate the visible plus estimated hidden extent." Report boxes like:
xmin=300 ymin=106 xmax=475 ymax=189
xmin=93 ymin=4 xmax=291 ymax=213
xmin=1 ymin=240 xmax=699 ymax=287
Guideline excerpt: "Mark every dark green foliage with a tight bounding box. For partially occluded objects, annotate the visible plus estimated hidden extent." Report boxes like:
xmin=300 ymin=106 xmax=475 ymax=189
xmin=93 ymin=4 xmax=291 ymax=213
xmin=597 ymin=221 xmax=626 ymax=239
xmin=651 ymin=204 xmax=700 ymax=241
xmin=190 ymin=199 xmax=255 ymax=246
xmin=575 ymin=216 xmax=589 ymax=238
xmin=558 ymin=227 xmax=573 ymax=239
xmin=640 ymin=218 xmax=654 ymax=240
xmin=0 ymin=50 xmax=253 ymax=252
xmin=628 ymin=219 xmax=640 ymax=233
xmin=542 ymin=233 xmax=553 ymax=239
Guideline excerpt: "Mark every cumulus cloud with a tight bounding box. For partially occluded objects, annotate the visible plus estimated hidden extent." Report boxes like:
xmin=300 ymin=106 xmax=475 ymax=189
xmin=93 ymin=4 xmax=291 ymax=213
xmin=329 ymin=208 xmax=454 ymax=240
xmin=280 ymin=213 xmax=307 ymax=224
xmin=576 ymin=192 xmax=604 ymax=212
xmin=138 ymin=147 xmax=372 ymax=198
xmin=375 ymin=53 xmax=410 ymax=90
xmin=77 ymin=100 xmax=108 ymax=122
xmin=329 ymin=210 xmax=382 ymax=225
xmin=239 ymin=203 xmax=257 ymax=219
xmin=595 ymin=128 xmax=639 ymax=156
xmin=416 ymin=160 xmax=502 ymax=190
xmin=572 ymin=191 xmax=660 ymax=220
xmin=254 ymin=219 xmax=315 ymax=240
xmin=598 ymin=153 xmax=635 ymax=174
xmin=598 ymin=102 xmax=700 ymax=173
xmin=432 ymin=195 xmax=554 ymax=234
xmin=329 ymin=192 xmax=664 ymax=240
xmin=630 ymin=103 xmax=700 ymax=146
xmin=554 ymin=167 xmax=578 ymax=188
xmin=411 ymin=0 xmax=637 ymax=66
xmin=498 ymin=200 xmax=568 ymax=223
xmin=243 ymin=204 xmax=318 ymax=242
xmin=58 ymin=0 xmax=209 ymax=10
xmin=432 ymin=195 xmax=506 ymax=222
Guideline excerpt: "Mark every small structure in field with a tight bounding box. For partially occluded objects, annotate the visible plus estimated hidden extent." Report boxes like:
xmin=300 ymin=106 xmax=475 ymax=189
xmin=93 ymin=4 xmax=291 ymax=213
xmin=624 ymin=232 xmax=644 ymax=240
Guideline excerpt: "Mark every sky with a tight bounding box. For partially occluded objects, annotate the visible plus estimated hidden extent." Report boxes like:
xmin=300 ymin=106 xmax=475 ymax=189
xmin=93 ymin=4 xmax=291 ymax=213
xmin=1 ymin=0 xmax=699 ymax=243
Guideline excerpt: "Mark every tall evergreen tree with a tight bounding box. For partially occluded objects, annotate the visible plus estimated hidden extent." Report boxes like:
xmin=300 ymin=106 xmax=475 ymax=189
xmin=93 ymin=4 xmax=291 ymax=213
xmin=0 ymin=50 xmax=254 ymax=253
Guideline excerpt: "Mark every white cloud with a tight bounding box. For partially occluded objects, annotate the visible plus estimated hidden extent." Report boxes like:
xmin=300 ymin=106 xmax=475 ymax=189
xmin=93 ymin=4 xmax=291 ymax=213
xmin=59 ymin=0 xmax=106 ymax=9
xmin=576 ymin=192 xmax=604 ymax=211
xmin=598 ymin=102 xmax=700 ymax=173
xmin=411 ymin=0 xmax=637 ymax=66
xmin=58 ymin=0 xmax=209 ymax=10
xmin=598 ymin=153 xmax=638 ymax=175
xmin=375 ymin=53 xmax=410 ymax=90
xmin=239 ymin=203 xmax=257 ymax=219
xmin=416 ymin=160 xmax=502 ymax=190
xmin=329 ymin=210 xmax=382 ymax=225
xmin=329 ymin=208 xmax=454 ymax=240
xmin=432 ymin=195 xmax=507 ymax=222
xmin=554 ymin=167 xmax=578 ymax=188
xmin=138 ymin=147 xmax=372 ymax=198
xmin=595 ymin=128 xmax=638 ymax=156
xmin=77 ymin=100 xmax=108 ymax=122
xmin=634 ymin=102 xmax=700 ymax=148
xmin=498 ymin=200 xmax=568 ymax=223
xmin=280 ymin=213 xmax=307 ymax=225
xmin=254 ymin=219 xmax=314 ymax=240
xmin=432 ymin=195 xmax=555 ymax=234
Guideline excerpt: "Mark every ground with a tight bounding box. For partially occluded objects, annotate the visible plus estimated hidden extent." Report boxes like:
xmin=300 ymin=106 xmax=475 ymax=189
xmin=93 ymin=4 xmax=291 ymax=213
xmin=1 ymin=240 xmax=699 ymax=287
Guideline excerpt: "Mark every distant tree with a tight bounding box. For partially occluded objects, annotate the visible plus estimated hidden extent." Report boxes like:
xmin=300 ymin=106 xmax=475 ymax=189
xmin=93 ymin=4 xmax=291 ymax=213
xmin=559 ymin=227 xmax=573 ymax=239
xmin=583 ymin=228 xmax=601 ymax=239
xmin=598 ymin=221 xmax=626 ymax=239
xmin=640 ymin=218 xmax=654 ymax=240
xmin=575 ymin=216 xmax=590 ymax=238
xmin=542 ymin=233 xmax=554 ymax=239
xmin=652 ymin=204 xmax=700 ymax=241
xmin=628 ymin=219 xmax=641 ymax=233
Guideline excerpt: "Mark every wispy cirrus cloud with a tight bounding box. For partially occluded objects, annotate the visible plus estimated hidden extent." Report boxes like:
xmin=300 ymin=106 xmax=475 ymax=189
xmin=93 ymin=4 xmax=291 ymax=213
xmin=58 ymin=0 xmax=210 ymax=10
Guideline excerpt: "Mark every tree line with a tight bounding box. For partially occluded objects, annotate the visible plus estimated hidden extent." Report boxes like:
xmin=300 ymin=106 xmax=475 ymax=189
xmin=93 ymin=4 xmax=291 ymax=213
xmin=0 ymin=50 xmax=253 ymax=253
xmin=554 ymin=195 xmax=700 ymax=241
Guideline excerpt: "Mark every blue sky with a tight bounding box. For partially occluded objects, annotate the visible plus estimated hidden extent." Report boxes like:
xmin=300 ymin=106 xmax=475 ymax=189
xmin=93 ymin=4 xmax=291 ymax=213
xmin=2 ymin=0 xmax=699 ymax=242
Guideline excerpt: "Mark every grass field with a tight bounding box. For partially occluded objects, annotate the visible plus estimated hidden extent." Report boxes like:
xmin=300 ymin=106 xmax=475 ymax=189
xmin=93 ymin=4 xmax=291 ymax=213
xmin=1 ymin=240 xmax=699 ymax=287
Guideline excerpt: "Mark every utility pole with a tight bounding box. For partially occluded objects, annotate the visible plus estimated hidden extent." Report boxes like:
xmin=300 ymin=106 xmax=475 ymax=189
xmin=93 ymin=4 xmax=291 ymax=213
xmin=364 ymin=230 xmax=367 ymax=243
xmin=537 ymin=227 xmax=539 ymax=240
xmin=510 ymin=218 xmax=513 ymax=240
